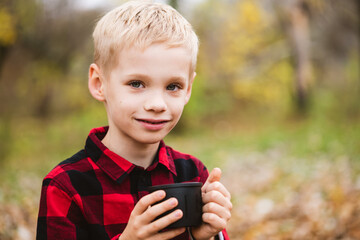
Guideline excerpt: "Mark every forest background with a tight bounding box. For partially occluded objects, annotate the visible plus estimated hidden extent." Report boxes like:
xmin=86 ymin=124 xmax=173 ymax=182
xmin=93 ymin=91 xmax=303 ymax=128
xmin=0 ymin=0 xmax=359 ymax=239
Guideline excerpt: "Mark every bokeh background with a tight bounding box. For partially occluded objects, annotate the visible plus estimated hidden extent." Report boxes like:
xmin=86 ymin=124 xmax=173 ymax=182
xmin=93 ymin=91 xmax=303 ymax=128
xmin=0 ymin=0 xmax=359 ymax=239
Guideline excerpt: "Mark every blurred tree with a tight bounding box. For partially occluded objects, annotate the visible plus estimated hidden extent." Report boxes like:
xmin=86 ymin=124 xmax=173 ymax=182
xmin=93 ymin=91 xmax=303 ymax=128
xmin=0 ymin=0 xmax=98 ymax=119
xmin=274 ymin=0 xmax=312 ymax=111
xmin=192 ymin=0 xmax=293 ymax=117
xmin=0 ymin=6 xmax=16 ymax=71
xmin=190 ymin=0 xmax=359 ymax=119
xmin=274 ymin=0 xmax=359 ymax=111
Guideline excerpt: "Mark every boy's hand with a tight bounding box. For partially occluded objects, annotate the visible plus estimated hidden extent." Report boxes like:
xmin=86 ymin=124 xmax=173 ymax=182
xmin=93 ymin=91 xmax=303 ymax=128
xmin=119 ymin=190 xmax=186 ymax=240
xmin=191 ymin=168 xmax=232 ymax=240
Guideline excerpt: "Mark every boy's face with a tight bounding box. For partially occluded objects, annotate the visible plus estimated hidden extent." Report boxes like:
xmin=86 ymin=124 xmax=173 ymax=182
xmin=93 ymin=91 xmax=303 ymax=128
xmin=89 ymin=44 xmax=195 ymax=145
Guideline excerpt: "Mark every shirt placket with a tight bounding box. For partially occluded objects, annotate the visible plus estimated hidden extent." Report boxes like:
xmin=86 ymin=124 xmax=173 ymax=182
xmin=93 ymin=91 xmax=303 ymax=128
xmin=130 ymin=167 xmax=152 ymax=201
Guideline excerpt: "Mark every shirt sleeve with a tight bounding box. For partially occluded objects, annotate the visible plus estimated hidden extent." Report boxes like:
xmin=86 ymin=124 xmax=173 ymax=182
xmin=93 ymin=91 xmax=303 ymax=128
xmin=36 ymin=178 xmax=88 ymax=240
xmin=111 ymin=234 xmax=121 ymax=240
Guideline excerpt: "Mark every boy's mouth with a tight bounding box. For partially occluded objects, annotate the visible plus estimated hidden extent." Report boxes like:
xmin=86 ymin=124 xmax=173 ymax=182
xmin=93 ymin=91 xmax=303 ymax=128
xmin=136 ymin=118 xmax=169 ymax=125
xmin=136 ymin=118 xmax=170 ymax=131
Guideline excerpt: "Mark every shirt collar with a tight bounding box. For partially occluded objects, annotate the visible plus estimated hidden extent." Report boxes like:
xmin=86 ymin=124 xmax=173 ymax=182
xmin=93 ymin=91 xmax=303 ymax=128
xmin=146 ymin=140 xmax=177 ymax=176
xmin=84 ymin=127 xmax=177 ymax=184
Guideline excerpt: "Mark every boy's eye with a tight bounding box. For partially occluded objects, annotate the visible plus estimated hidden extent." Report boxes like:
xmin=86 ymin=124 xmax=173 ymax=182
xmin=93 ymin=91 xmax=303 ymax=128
xmin=129 ymin=81 xmax=144 ymax=88
xmin=167 ymin=83 xmax=181 ymax=91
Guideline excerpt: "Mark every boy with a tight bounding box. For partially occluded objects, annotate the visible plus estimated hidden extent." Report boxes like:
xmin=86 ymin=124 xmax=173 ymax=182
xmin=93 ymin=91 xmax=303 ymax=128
xmin=36 ymin=1 xmax=232 ymax=239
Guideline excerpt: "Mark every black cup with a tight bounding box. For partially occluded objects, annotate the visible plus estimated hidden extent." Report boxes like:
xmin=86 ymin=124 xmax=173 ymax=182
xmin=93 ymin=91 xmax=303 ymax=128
xmin=148 ymin=182 xmax=203 ymax=228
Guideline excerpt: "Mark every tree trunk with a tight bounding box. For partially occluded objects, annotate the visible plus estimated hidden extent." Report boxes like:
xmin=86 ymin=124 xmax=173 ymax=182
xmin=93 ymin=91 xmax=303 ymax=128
xmin=275 ymin=0 xmax=312 ymax=112
xmin=288 ymin=1 xmax=311 ymax=111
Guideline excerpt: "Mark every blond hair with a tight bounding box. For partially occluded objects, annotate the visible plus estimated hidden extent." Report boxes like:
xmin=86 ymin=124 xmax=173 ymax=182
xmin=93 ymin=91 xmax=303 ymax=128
xmin=92 ymin=1 xmax=199 ymax=74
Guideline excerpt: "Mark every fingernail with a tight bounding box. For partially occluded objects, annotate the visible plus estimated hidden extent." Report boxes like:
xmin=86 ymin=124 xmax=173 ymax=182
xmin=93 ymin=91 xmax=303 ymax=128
xmin=175 ymin=210 xmax=182 ymax=218
xmin=157 ymin=190 xmax=164 ymax=197
xmin=169 ymin=198 xmax=177 ymax=206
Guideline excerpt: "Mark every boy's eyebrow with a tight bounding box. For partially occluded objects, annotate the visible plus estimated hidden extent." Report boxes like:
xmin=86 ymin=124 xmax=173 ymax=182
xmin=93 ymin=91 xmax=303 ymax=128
xmin=168 ymin=76 xmax=187 ymax=83
xmin=126 ymin=73 xmax=150 ymax=80
xmin=126 ymin=73 xmax=187 ymax=82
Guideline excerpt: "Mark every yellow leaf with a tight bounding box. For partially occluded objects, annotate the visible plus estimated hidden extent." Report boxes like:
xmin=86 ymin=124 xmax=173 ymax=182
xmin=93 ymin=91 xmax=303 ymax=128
xmin=0 ymin=7 xmax=17 ymax=46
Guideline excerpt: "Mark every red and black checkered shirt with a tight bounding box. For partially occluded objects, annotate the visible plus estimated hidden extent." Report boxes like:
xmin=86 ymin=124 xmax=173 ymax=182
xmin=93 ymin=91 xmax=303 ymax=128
xmin=36 ymin=127 xmax=229 ymax=239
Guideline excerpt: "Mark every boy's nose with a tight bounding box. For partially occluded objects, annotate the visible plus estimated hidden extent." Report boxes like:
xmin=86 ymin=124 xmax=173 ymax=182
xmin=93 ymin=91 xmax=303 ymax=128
xmin=144 ymin=92 xmax=167 ymax=112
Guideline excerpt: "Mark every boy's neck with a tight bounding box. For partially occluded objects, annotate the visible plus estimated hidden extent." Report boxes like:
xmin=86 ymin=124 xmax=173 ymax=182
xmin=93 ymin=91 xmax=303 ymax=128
xmin=101 ymin=131 xmax=159 ymax=169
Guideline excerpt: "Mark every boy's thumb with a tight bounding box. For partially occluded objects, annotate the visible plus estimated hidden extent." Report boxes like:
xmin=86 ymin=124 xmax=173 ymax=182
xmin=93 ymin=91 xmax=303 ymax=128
xmin=208 ymin=167 xmax=221 ymax=182
xmin=203 ymin=168 xmax=222 ymax=191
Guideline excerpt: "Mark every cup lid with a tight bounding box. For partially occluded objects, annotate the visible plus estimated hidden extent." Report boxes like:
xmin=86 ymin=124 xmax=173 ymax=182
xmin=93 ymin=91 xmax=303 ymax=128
xmin=148 ymin=182 xmax=202 ymax=192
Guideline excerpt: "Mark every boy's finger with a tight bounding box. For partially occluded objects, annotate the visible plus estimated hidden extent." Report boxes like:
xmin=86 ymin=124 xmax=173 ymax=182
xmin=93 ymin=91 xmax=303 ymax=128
xmin=144 ymin=197 xmax=178 ymax=221
xmin=156 ymin=227 xmax=186 ymax=240
xmin=132 ymin=190 xmax=165 ymax=216
xmin=202 ymin=168 xmax=222 ymax=192
xmin=202 ymin=190 xmax=233 ymax=211
xmin=202 ymin=212 xmax=227 ymax=231
xmin=205 ymin=181 xmax=231 ymax=199
xmin=203 ymin=202 xmax=231 ymax=221
xmin=145 ymin=209 xmax=183 ymax=234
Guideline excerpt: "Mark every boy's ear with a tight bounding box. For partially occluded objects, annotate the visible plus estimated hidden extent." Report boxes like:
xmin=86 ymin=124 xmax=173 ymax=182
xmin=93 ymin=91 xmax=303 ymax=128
xmin=88 ymin=63 xmax=106 ymax=102
xmin=185 ymin=72 xmax=196 ymax=105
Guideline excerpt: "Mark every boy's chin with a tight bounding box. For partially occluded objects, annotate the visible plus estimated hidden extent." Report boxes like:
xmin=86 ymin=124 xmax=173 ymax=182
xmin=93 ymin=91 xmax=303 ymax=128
xmin=133 ymin=134 xmax=167 ymax=145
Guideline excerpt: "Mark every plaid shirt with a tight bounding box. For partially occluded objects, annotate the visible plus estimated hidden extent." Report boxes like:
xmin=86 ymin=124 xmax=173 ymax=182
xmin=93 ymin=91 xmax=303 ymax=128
xmin=36 ymin=127 xmax=229 ymax=240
